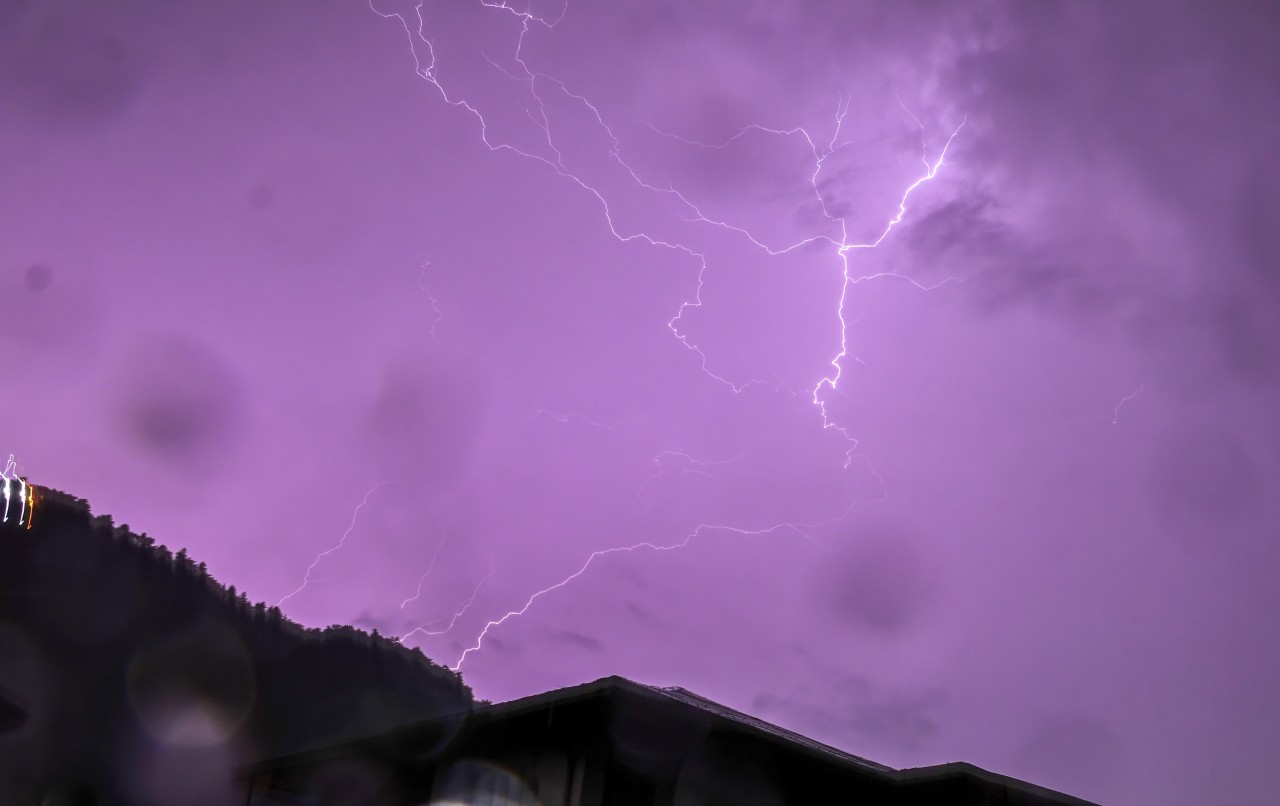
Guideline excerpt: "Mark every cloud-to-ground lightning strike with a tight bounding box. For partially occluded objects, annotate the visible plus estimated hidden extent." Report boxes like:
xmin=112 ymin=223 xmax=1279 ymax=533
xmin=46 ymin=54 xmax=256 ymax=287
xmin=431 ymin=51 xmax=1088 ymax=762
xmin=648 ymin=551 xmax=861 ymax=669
xmin=2 ymin=454 xmax=35 ymax=529
xmin=372 ymin=0 xmax=965 ymax=666
xmin=277 ymin=481 xmax=394 ymax=608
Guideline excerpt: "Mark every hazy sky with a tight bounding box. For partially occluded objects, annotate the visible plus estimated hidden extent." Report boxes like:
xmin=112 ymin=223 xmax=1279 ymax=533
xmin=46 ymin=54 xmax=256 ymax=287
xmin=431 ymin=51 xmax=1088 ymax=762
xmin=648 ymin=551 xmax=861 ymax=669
xmin=3 ymin=1 xmax=1278 ymax=802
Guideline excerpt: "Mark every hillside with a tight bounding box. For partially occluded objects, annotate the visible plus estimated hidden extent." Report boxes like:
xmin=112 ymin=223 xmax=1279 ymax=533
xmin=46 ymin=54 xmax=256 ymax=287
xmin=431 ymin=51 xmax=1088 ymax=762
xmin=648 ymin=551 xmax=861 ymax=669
xmin=0 ymin=483 xmax=472 ymax=804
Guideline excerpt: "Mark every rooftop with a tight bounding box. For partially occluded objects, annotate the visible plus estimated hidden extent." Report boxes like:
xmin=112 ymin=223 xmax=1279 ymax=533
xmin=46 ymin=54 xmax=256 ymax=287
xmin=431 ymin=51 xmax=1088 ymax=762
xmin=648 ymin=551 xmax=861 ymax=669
xmin=246 ymin=675 xmax=1098 ymax=805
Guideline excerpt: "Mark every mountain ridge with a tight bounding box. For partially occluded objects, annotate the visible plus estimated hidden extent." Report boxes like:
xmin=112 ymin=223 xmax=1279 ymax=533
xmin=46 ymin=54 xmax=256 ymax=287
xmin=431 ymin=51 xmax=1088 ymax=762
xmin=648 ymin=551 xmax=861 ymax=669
xmin=0 ymin=481 xmax=473 ymax=803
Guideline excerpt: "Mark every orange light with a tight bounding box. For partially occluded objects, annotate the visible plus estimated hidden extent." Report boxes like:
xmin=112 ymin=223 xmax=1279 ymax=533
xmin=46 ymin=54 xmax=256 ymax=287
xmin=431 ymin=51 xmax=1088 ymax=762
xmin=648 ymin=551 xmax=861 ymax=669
xmin=26 ymin=486 xmax=34 ymax=529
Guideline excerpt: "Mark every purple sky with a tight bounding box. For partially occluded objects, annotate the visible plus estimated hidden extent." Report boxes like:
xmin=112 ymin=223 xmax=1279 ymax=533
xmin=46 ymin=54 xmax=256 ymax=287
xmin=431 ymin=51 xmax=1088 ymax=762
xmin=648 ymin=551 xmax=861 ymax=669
xmin=4 ymin=1 xmax=1279 ymax=802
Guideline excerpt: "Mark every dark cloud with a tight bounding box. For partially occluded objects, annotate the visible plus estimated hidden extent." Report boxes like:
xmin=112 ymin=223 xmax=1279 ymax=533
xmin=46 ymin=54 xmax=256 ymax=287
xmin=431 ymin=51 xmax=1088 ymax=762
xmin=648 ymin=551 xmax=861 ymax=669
xmin=367 ymin=350 xmax=489 ymax=488
xmin=1015 ymin=713 xmax=1125 ymax=797
xmin=546 ymin=629 xmax=603 ymax=653
xmin=1148 ymin=426 xmax=1261 ymax=536
xmin=246 ymin=183 xmax=274 ymax=212
xmin=22 ymin=263 xmax=51 ymax=293
xmin=349 ymin=609 xmax=405 ymax=638
xmin=0 ymin=261 xmax=103 ymax=360
xmin=753 ymin=673 xmax=943 ymax=752
xmin=940 ymin=0 xmax=1280 ymax=367
xmin=1211 ymin=295 xmax=1280 ymax=384
xmin=0 ymin=3 xmax=145 ymax=131
xmin=948 ymin=2 xmax=1279 ymax=179
xmin=1236 ymin=170 xmax=1280 ymax=291
xmin=903 ymin=196 xmax=1007 ymax=262
xmin=847 ymin=698 xmax=939 ymax=749
xmin=476 ymin=636 xmax=518 ymax=658
xmin=896 ymin=195 xmax=1128 ymax=320
xmin=813 ymin=523 xmax=936 ymax=636
xmin=110 ymin=336 xmax=244 ymax=476
xmin=248 ymin=155 xmax=367 ymax=266
xmin=625 ymin=601 xmax=662 ymax=627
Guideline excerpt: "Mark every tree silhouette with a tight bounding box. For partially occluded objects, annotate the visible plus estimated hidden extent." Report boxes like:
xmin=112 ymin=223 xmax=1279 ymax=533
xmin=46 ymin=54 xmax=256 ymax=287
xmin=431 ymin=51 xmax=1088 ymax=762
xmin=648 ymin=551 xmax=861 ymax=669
xmin=0 ymin=486 xmax=472 ymax=803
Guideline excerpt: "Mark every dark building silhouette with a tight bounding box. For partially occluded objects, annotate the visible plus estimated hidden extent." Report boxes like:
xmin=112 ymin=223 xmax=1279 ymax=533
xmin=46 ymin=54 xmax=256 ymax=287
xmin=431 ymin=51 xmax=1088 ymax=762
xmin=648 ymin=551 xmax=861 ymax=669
xmin=244 ymin=676 xmax=1097 ymax=805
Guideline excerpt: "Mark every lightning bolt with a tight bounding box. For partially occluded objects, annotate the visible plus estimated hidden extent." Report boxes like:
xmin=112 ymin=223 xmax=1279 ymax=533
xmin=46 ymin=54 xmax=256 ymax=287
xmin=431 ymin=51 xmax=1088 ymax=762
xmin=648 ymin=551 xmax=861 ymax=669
xmin=818 ymin=116 xmax=966 ymax=465
xmin=376 ymin=0 xmax=962 ymax=408
xmin=636 ymin=448 xmax=745 ymax=511
xmin=450 ymin=503 xmax=852 ymax=672
xmin=369 ymin=1 xmax=966 ymax=667
xmin=276 ymin=481 xmax=394 ymax=608
xmin=1112 ymin=384 xmax=1145 ymax=425
xmin=418 ymin=261 xmax=443 ymax=338
xmin=400 ymin=530 xmax=448 ymax=609
xmin=648 ymin=448 xmax=744 ymax=480
xmin=398 ymin=559 xmax=495 ymax=644
xmin=530 ymin=409 xmax=617 ymax=431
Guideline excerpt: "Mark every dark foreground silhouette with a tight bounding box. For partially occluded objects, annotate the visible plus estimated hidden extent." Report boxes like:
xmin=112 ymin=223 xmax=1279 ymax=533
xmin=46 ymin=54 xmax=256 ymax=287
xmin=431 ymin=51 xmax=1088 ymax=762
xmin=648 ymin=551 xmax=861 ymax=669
xmin=1 ymin=486 xmax=1098 ymax=806
xmin=0 ymin=486 xmax=470 ymax=804
xmin=245 ymin=676 xmax=1099 ymax=805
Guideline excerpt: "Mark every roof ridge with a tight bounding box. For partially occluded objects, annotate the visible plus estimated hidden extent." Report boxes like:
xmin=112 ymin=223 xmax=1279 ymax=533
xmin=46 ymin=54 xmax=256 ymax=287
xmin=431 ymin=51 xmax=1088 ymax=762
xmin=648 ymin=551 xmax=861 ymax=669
xmin=647 ymin=683 xmax=894 ymax=773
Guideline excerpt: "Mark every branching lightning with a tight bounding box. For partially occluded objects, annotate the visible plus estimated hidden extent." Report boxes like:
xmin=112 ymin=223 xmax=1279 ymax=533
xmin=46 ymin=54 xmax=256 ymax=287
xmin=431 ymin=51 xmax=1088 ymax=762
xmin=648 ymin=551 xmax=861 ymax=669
xmin=370 ymin=0 xmax=967 ymax=668
xmin=817 ymin=116 xmax=965 ymax=465
xmin=398 ymin=558 xmax=495 ymax=644
xmin=277 ymin=481 xmax=394 ymax=608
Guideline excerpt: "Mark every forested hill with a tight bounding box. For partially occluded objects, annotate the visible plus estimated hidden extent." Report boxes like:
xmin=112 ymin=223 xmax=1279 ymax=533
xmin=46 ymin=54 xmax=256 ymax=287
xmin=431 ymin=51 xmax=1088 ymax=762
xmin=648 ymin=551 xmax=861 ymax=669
xmin=0 ymin=484 xmax=472 ymax=803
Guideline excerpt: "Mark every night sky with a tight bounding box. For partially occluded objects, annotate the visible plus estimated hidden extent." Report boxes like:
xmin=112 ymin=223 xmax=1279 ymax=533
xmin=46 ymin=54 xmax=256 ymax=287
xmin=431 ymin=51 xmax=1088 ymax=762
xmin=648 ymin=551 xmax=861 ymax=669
xmin=4 ymin=1 xmax=1279 ymax=803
